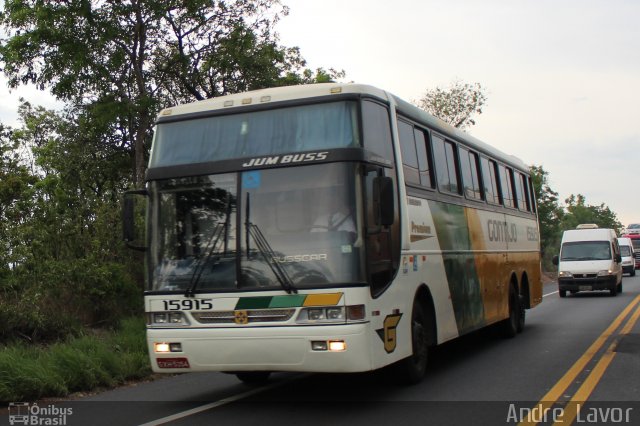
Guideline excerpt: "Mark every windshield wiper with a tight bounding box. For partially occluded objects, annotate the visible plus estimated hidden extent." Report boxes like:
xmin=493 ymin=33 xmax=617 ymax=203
xmin=245 ymin=193 xmax=297 ymax=294
xmin=185 ymin=195 xmax=232 ymax=297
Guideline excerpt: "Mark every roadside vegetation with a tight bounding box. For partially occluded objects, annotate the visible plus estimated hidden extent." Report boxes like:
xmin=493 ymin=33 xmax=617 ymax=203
xmin=0 ymin=317 xmax=149 ymax=402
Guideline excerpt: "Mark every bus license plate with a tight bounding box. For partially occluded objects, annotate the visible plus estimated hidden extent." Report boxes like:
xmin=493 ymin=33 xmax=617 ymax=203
xmin=579 ymin=285 xmax=592 ymax=291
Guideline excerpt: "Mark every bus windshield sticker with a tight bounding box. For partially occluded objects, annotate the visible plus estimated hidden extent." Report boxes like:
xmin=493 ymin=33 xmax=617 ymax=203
xmin=242 ymin=171 xmax=261 ymax=189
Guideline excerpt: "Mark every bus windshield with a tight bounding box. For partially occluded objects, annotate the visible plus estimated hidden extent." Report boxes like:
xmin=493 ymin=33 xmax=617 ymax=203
xmin=150 ymin=101 xmax=360 ymax=168
xmin=148 ymin=163 xmax=365 ymax=292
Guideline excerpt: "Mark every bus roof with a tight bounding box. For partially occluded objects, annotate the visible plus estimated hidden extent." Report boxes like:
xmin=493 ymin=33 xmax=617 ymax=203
xmin=157 ymin=83 xmax=529 ymax=173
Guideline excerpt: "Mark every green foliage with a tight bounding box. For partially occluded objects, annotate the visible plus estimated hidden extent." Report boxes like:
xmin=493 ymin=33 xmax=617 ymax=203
xmin=0 ymin=0 xmax=343 ymax=186
xmin=0 ymin=103 xmax=142 ymax=342
xmin=414 ymin=80 xmax=487 ymax=129
xmin=529 ymin=165 xmax=623 ymax=271
xmin=0 ymin=317 xmax=150 ymax=402
xmin=562 ymin=194 xmax=623 ymax=234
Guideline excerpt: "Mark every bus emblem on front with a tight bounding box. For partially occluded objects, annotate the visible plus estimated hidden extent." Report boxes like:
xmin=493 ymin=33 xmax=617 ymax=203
xmin=234 ymin=310 xmax=249 ymax=325
xmin=376 ymin=313 xmax=403 ymax=353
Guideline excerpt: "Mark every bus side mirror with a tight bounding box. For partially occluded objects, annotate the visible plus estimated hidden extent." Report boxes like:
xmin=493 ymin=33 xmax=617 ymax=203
xmin=374 ymin=176 xmax=394 ymax=226
xmin=552 ymin=255 xmax=559 ymax=266
xmin=123 ymin=189 xmax=148 ymax=251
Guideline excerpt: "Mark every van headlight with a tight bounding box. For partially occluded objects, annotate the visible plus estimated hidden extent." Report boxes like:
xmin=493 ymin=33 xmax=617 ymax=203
xmin=597 ymin=270 xmax=613 ymax=277
xmin=559 ymin=271 xmax=573 ymax=278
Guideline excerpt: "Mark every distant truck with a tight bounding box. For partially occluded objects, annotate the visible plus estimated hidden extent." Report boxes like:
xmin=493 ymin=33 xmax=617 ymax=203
xmin=625 ymin=223 xmax=640 ymax=235
xmin=553 ymin=225 xmax=623 ymax=297
xmin=621 ymin=233 xmax=640 ymax=270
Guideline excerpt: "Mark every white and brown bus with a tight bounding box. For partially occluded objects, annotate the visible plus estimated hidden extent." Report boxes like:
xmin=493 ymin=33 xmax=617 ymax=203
xmin=124 ymin=83 xmax=542 ymax=384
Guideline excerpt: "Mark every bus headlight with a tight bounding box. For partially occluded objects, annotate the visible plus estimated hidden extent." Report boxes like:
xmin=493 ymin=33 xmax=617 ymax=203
xmin=148 ymin=312 xmax=190 ymax=326
xmin=296 ymin=305 xmax=365 ymax=324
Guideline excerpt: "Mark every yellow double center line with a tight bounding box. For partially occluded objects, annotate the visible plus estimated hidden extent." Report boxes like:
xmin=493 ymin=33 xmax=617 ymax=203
xmin=520 ymin=294 xmax=640 ymax=426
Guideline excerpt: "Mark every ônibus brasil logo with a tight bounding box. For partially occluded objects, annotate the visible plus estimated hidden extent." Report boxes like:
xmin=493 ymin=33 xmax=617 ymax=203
xmin=8 ymin=402 xmax=73 ymax=426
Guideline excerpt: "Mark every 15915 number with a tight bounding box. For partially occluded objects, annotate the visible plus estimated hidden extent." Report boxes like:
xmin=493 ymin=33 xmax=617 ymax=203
xmin=162 ymin=299 xmax=213 ymax=311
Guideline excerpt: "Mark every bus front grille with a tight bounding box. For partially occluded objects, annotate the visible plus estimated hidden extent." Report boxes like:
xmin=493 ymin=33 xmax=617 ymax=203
xmin=192 ymin=309 xmax=296 ymax=324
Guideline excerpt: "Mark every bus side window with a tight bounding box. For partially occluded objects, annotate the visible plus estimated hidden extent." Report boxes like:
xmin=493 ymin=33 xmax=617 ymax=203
xmin=498 ymin=164 xmax=515 ymax=208
xmin=515 ymin=172 xmax=531 ymax=211
xmin=527 ymin=176 xmax=537 ymax=213
xmin=414 ymin=128 xmax=434 ymax=188
xmin=362 ymin=100 xmax=394 ymax=163
xmin=460 ymin=147 xmax=483 ymax=200
xmin=397 ymin=119 xmax=420 ymax=185
xmin=433 ymin=135 xmax=460 ymax=194
xmin=481 ymin=157 xmax=501 ymax=204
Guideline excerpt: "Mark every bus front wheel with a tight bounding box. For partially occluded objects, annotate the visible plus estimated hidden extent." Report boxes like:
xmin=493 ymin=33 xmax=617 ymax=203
xmin=395 ymin=300 xmax=430 ymax=385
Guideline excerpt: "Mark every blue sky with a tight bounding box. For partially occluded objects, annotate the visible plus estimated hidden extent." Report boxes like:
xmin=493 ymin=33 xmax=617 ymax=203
xmin=1 ymin=0 xmax=639 ymax=225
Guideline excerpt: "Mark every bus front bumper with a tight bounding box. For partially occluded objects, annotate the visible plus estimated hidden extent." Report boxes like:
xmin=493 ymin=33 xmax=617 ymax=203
xmin=147 ymin=323 xmax=372 ymax=374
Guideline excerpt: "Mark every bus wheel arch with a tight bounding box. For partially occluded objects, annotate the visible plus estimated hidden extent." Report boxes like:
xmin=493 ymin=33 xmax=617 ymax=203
xmin=394 ymin=284 xmax=436 ymax=384
xmin=414 ymin=284 xmax=437 ymax=346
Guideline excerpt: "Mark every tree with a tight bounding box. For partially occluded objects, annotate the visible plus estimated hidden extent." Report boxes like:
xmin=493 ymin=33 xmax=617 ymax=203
xmin=529 ymin=165 xmax=564 ymax=269
xmin=0 ymin=102 xmax=141 ymax=341
xmin=414 ymin=80 xmax=487 ymax=129
xmin=0 ymin=0 xmax=341 ymax=187
xmin=562 ymin=194 xmax=623 ymax=235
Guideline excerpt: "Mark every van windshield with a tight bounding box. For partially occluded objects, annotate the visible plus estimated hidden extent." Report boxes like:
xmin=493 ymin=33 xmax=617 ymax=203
xmin=561 ymin=241 xmax=612 ymax=261
xmin=620 ymin=246 xmax=631 ymax=256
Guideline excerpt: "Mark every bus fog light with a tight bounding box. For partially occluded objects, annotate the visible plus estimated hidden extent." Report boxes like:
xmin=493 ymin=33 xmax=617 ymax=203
xmin=328 ymin=340 xmax=346 ymax=352
xmin=311 ymin=341 xmax=328 ymax=351
xmin=155 ymin=343 xmax=170 ymax=353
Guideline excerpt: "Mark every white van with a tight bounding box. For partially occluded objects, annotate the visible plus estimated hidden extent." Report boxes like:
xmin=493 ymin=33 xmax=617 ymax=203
xmin=552 ymin=226 xmax=623 ymax=297
xmin=618 ymin=237 xmax=636 ymax=276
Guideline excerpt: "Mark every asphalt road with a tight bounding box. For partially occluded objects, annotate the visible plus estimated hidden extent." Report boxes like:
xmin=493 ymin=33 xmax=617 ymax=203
xmin=5 ymin=275 xmax=640 ymax=426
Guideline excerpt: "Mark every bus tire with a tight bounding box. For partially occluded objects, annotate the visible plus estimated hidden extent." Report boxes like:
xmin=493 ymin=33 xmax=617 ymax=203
xmin=501 ymin=285 xmax=519 ymax=338
xmin=395 ymin=300 xmax=430 ymax=385
xmin=516 ymin=294 xmax=526 ymax=333
xmin=236 ymin=371 xmax=271 ymax=385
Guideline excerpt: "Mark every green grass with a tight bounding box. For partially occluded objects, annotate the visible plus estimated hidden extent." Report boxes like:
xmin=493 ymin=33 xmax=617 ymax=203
xmin=0 ymin=317 xmax=151 ymax=403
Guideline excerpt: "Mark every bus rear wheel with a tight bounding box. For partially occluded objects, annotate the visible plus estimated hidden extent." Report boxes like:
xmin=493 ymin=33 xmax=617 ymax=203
xmin=236 ymin=371 xmax=271 ymax=385
xmin=500 ymin=285 xmax=520 ymax=338
xmin=395 ymin=300 xmax=430 ymax=385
